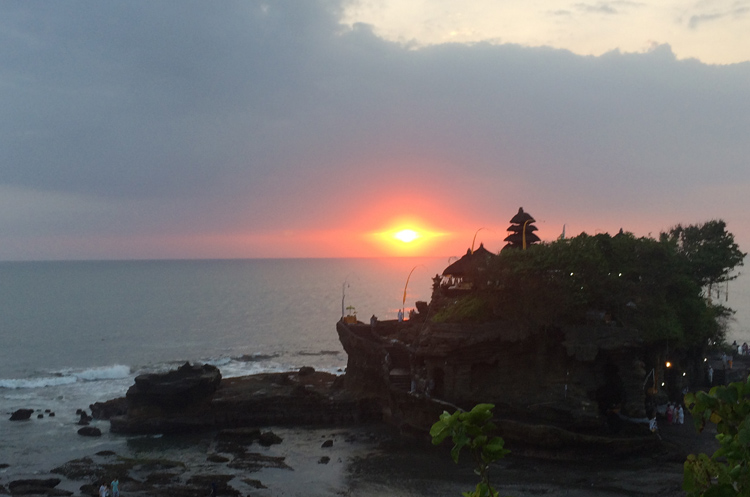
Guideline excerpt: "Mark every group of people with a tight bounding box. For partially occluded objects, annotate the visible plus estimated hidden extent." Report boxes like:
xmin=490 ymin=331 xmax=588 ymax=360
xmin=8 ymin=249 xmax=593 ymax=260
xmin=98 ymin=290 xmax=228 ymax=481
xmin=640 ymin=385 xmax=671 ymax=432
xmin=648 ymin=402 xmax=685 ymax=434
xmin=665 ymin=403 xmax=684 ymax=425
xmin=99 ymin=479 xmax=119 ymax=497
xmin=733 ymin=341 xmax=749 ymax=356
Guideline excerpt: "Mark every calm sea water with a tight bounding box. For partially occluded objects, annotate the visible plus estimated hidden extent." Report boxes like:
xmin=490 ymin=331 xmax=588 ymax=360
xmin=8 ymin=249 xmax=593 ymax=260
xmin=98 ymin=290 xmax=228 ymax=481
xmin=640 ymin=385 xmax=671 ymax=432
xmin=0 ymin=258 xmax=445 ymax=478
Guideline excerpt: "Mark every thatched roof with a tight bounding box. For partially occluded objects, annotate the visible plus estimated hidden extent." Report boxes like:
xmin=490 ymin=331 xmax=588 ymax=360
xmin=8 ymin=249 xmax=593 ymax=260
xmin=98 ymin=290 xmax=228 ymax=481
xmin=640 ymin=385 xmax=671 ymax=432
xmin=442 ymin=243 xmax=496 ymax=277
xmin=506 ymin=224 xmax=538 ymax=233
xmin=503 ymin=232 xmax=541 ymax=245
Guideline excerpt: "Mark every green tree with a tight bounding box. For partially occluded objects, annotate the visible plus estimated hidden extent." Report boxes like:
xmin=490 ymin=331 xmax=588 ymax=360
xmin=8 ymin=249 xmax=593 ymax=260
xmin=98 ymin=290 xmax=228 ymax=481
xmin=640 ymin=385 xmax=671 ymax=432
xmin=430 ymin=404 xmax=510 ymax=497
xmin=683 ymin=378 xmax=750 ymax=496
xmin=661 ymin=220 xmax=746 ymax=296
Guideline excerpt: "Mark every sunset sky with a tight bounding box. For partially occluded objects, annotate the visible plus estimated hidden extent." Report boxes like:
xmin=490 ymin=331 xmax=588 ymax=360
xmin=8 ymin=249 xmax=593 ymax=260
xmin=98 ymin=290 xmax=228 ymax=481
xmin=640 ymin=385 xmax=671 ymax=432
xmin=0 ymin=0 xmax=748 ymax=263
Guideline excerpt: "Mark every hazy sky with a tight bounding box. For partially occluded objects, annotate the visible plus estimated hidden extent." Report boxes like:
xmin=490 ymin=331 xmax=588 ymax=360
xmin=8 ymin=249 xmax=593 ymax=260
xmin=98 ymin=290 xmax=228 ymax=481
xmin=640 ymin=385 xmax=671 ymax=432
xmin=1 ymin=0 xmax=748 ymax=264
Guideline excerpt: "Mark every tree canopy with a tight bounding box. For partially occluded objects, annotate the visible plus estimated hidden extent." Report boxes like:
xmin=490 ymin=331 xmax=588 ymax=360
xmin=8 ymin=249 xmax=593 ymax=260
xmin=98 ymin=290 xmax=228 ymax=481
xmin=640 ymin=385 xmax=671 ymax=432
xmin=432 ymin=220 xmax=745 ymax=351
xmin=661 ymin=220 xmax=746 ymax=296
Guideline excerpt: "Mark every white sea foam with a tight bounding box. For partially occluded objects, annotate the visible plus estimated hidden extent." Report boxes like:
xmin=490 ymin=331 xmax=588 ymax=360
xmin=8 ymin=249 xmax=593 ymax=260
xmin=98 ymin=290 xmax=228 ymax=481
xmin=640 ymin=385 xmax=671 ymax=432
xmin=0 ymin=376 xmax=77 ymax=389
xmin=72 ymin=364 xmax=131 ymax=381
xmin=0 ymin=365 xmax=131 ymax=390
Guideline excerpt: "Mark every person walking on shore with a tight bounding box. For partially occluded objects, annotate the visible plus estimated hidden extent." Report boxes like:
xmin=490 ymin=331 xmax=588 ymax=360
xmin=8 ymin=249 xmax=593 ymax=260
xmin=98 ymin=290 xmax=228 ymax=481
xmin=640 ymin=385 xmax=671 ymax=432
xmin=99 ymin=482 xmax=108 ymax=497
xmin=111 ymin=478 xmax=119 ymax=497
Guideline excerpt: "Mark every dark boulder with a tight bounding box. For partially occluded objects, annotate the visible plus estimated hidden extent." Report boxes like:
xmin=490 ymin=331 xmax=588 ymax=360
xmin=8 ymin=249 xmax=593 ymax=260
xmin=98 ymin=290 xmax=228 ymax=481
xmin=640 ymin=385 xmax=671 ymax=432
xmin=77 ymin=426 xmax=102 ymax=437
xmin=126 ymin=362 xmax=221 ymax=414
xmin=109 ymin=362 xmax=221 ymax=434
xmin=298 ymin=366 xmax=315 ymax=376
xmin=10 ymin=409 xmax=34 ymax=421
xmin=8 ymin=478 xmax=69 ymax=495
xmin=257 ymin=431 xmax=283 ymax=447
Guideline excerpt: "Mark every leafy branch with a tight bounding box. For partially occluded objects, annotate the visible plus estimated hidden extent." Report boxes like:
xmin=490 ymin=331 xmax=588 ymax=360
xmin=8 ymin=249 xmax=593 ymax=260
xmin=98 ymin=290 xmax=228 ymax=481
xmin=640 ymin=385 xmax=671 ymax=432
xmin=430 ymin=403 xmax=510 ymax=497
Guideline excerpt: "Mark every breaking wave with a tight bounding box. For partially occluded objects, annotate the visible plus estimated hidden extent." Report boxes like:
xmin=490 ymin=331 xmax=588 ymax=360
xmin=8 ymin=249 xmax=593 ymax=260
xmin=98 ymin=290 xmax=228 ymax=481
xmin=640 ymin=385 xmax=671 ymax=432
xmin=0 ymin=364 xmax=131 ymax=390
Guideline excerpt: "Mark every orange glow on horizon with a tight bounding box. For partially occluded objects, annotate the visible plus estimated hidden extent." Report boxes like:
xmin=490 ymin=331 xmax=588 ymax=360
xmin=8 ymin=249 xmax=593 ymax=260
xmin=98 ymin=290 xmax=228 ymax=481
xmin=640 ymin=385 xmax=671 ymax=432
xmin=368 ymin=218 xmax=450 ymax=256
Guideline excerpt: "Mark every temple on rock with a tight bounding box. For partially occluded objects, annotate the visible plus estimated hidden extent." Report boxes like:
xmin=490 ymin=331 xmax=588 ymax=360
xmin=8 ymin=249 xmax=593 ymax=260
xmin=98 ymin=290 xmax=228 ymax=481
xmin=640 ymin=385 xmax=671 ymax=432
xmin=335 ymin=207 xmax=688 ymax=453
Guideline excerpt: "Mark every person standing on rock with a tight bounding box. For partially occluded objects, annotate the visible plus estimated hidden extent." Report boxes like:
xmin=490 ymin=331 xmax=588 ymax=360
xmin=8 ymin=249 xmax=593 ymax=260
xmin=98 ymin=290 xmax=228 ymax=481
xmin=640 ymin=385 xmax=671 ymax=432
xmin=111 ymin=478 xmax=119 ymax=497
xmin=99 ymin=482 xmax=108 ymax=497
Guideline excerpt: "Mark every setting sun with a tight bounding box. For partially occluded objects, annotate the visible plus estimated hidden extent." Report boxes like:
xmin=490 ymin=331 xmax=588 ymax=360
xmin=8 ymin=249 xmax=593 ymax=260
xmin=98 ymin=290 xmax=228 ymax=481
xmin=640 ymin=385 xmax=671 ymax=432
xmin=394 ymin=229 xmax=420 ymax=243
xmin=366 ymin=217 xmax=451 ymax=256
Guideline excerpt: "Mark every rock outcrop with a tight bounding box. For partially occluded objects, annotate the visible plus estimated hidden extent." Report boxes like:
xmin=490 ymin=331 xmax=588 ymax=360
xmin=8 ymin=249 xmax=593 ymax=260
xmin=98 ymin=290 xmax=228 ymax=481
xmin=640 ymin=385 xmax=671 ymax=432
xmin=337 ymin=317 xmax=659 ymax=454
xmin=109 ymin=365 xmax=381 ymax=434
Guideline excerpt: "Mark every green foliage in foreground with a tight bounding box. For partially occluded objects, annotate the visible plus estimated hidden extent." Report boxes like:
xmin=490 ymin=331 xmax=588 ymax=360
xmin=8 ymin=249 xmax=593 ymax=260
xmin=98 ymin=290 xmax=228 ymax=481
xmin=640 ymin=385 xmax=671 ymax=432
xmin=430 ymin=404 xmax=510 ymax=497
xmin=683 ymin=378 xmax=750 ymax=496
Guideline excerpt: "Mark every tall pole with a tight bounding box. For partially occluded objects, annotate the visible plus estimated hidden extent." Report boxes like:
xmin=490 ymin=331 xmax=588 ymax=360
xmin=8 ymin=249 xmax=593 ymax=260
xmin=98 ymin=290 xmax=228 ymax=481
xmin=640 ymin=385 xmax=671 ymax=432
xmin=402 ymin=265 xmax=422 ymax=317
xmin=341 ymin=279 xmax=348 ymax=318
xmin=471 ymin=228 xmax=485 ymax=253
xmin=522 ymin=220 xmax=530 ymax=250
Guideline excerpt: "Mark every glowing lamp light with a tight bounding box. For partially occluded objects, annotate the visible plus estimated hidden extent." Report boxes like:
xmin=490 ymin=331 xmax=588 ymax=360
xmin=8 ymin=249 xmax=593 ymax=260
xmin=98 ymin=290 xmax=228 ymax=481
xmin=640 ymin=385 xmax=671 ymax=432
xmin=665 ymin=361 xmax=672 ymax=368
xmin=661 ymin=382 xmax=665 ymax=387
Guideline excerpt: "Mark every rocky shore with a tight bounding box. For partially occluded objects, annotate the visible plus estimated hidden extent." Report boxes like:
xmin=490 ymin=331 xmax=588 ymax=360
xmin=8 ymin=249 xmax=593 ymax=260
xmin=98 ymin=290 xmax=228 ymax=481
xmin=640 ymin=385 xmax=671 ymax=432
xmin=1 ymin=360 xmax=722 ymax=497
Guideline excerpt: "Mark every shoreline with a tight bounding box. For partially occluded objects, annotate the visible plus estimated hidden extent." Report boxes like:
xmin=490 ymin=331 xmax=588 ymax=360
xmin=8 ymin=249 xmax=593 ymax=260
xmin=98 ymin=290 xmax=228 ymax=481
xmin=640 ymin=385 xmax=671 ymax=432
xmin=0 ymin=416 xmax=716 ymax=497
xmin=1 ymin=388 xmax=719 ymax=497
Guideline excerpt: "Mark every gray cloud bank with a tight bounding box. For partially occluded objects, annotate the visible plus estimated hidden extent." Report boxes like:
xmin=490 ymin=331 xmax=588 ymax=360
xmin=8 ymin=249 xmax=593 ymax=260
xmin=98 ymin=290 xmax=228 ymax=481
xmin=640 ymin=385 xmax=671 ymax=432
xmin=0 ymin=0 xmax=748 ymax=259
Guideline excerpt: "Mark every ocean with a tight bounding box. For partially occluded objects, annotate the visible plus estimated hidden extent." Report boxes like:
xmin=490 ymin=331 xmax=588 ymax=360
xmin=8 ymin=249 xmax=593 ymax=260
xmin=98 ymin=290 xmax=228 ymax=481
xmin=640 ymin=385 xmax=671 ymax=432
xmin=0 ymin=258 xmax=446 ymax=482
xmin=1 ymin=257 xmax=748 ymax=492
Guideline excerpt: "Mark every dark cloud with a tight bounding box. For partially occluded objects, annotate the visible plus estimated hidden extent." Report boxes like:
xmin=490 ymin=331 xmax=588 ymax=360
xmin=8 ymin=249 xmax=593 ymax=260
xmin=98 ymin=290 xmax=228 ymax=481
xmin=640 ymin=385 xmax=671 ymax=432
xmin=0 ymin=0 xmax=748 ymax=253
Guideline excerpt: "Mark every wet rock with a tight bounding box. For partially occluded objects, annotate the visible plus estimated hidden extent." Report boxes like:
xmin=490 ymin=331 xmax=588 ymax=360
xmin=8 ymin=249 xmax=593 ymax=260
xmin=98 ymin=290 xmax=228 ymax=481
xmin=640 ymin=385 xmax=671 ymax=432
xmin=186 ymin=475 xmax=240 ymax=497
xmin=8 ymin=478 xmax=67 ymax=495
xmin=257 ymin=431 xmax=283 ymax=446
xmin=144 ymin=472 xmax=180 ymax=485
xmin=318 ymin=456 xmax=330 ymax=464
xmin=226 ymin=453 xmax=291 ymax=472
xmin=79 ymin=483 xmax=99 ymax=497
xmin=241 ymin=479 xmax=267 ymax=489
xmin=37 ymin=413 xmax=44 ymax=419
xmin=78 ymin=426 xmax=102 ymax=437
xmin=321 ymin=439 xmax=333 ymax=448
xmin=9 ymin=409 xmax=34 ymax=421
xmin=206 ymin=454 xmax=230 ymax=463
xmin=51 ymin=457 xmax=98 ymax=480
xmin=298 ymin=366 xmax=315 ymax=376
xmin=89 ymin=398 xmax=127 ymax=420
